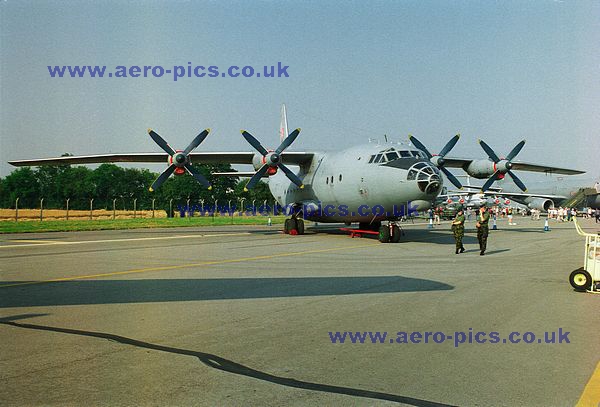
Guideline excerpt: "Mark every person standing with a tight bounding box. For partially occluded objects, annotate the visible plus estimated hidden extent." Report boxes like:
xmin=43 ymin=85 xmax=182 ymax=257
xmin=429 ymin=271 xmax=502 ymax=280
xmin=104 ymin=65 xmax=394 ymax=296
xmin=434 ymin=206 xmax=441 ymax=225
xmin=476 ymin=204 xmax=491 ymax=256
xmin=451 ymin=207 xmax=466 ymax=255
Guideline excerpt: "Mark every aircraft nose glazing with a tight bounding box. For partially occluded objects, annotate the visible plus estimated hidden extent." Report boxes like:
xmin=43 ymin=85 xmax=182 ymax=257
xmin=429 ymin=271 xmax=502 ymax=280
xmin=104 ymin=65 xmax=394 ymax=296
xmin=407 ymin=162 xmax=442 ymax=195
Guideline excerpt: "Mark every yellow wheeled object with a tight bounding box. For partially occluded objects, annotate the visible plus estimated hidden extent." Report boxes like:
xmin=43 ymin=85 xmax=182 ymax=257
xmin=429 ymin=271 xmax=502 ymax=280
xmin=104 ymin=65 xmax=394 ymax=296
xmin=570 ymin=219 xmax=600 ymax=293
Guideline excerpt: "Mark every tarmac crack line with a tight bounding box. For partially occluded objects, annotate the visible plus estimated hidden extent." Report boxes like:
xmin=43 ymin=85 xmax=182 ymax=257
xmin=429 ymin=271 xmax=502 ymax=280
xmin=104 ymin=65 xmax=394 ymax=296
xmin=0 ymin=319 xmax=455 ymax=407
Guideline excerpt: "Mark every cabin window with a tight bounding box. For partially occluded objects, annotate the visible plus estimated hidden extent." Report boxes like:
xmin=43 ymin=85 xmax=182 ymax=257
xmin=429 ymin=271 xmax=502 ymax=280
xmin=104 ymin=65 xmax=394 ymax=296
xmin=326 ymin=177 xmax=329 ymax=184
xmin=330 ymin=176 xmax=334 ymax=184
xmin=339 ymin=174 xmax=342 ymax=182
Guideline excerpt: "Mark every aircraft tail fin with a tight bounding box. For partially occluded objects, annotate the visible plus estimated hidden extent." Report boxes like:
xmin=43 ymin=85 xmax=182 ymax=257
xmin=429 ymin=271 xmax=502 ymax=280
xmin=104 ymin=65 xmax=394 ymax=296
xmin=279 ymin=103 xmax=289 ymax=142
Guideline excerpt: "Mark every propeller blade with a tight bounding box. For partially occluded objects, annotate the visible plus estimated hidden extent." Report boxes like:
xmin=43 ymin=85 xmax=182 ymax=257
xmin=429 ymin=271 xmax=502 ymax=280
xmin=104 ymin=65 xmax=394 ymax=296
xmin=507 ymin=170 xmax=528 ymax=192
xmin=184 ymin=164 xmax=212 ymax=189
xmin=439 ymin=134 xmax=461 ymax=157
xmin=408 ymin=135 xmax=432 ymax=159
xmin=244 ymin=164 xmax=270 ymax=191
xmin=149 ymin=165 xmax=176 ymax=191
xmin=440 ymin=166 xmax=463 ymax=189
xmin=506 ymin=140 xmax=526 ymax=161
xmin=478 ymin=139 xmax=500 ymax=163
xmin=148 ymin=129 xmax=176 ymax=156
xmin=278 ymin=163 xmax=304 ymax=188
xmin=241 ymin=130 xmax=269 ymax=156
xmin=183 ymin=129 xmax=211 ymax=155
xmin=481 ymin=172 xmax=501 ymax=192
xmin=275 ymin=128 xmax=301 ymax=154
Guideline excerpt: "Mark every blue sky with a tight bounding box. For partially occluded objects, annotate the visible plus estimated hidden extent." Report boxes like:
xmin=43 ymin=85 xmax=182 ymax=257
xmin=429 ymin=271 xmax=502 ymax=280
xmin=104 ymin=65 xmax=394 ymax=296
xmin=1 ymin=0 xmax=598 ymax=188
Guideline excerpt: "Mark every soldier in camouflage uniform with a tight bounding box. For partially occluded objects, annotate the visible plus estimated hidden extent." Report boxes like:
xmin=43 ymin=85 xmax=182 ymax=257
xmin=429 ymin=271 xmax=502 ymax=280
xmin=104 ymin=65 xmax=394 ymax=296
xmin=476 ymin=204 xmax=491 ymax=256
xmin=451 ymin=207 xmax=466 ymax=254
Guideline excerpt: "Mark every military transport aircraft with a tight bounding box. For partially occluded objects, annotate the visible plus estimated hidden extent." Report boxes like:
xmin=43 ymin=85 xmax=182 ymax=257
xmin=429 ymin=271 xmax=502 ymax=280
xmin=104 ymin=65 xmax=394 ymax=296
xmin=8 ymin=105 xmax=585 ymax=242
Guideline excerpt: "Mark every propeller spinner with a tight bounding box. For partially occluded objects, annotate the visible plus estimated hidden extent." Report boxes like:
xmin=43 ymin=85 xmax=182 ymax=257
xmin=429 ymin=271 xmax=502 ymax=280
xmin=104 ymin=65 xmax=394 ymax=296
xmin=408 ymin=134 xmax=463 ymax=189
xmin=147 ymin=128 xmax=212 ymax=191
xmin=241 ymin=128 xmax=304 ymax=191
xmin=478 ymin=139 xmax=527 ymax=192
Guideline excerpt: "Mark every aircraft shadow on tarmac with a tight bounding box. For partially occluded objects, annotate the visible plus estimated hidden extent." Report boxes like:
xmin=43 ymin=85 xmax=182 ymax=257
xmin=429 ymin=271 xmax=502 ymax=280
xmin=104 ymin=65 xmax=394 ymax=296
xmin=0 ymin=314 xmax=455 ymax=407
xmin=311 ymin=227 xmax=482 ymax=245
xmin=0 ymin=276 xmax=453 ymax=308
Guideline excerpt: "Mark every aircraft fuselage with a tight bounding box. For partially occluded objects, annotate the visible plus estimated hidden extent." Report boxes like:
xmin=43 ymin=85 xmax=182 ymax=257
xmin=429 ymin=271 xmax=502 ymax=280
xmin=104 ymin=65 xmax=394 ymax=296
xmin=268 ymin=143 xmax=443 ymax=223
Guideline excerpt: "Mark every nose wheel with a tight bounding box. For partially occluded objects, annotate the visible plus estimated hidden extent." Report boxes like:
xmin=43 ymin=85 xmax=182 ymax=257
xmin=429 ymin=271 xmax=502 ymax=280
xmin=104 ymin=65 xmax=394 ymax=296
xmin=379 ymin=222 xmax=403 ymax=243
xmin=284 ymin=218 xmax=305 ymax=235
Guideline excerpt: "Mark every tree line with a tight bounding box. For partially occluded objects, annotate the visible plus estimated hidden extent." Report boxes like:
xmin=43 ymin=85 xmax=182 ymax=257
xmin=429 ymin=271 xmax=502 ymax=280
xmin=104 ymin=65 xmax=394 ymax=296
xmin=0 ymin=162 xmax=273 ymax=213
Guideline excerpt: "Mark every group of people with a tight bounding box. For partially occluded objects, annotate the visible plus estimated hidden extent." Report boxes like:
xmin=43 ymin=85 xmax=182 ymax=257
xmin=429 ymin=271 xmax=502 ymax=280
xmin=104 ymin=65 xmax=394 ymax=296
xmin=451 ymin=204 xmax=490 ymax=256
xmin=581 ymin=207 xmax=600 ymax=222
xmin=547 ymin=207 xmax=579 ymax=222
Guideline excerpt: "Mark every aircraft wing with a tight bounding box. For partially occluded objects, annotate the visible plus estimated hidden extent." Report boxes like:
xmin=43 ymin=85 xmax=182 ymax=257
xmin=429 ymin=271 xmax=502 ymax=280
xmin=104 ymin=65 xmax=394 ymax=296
xmin=9 ymin=153 xmax=169 ymax=166
xmin=482 ymin=191 xmax=567 ymax=200
xmin=8 ymin=152 xmax=315 ymax=167
xmin=211 ymin=172 xmax=262 ymax=178
xmin=440 ymin=157 xmax=585 ymax=175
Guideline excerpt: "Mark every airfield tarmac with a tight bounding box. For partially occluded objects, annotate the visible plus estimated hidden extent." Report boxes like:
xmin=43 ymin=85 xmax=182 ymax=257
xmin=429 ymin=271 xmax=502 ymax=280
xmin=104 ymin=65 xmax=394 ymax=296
xmin=0 ymin=217 xmax=599 ymax=407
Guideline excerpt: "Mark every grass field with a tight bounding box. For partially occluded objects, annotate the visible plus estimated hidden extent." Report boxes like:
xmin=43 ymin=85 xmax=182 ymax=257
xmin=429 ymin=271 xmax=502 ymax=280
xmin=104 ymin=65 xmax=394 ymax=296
xmin=0 ymin=215 xmax=286 ymax=234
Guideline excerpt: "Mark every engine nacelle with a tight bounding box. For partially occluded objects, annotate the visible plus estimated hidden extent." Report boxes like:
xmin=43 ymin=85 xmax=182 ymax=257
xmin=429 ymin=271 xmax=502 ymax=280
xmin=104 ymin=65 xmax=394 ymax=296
xmin=525 ymin=197 xmax=554 ymax=211
xmin=252 ymin=153 xmax=264 ymax=170
xmin=465 ymin=160 xmax=496 ymax=179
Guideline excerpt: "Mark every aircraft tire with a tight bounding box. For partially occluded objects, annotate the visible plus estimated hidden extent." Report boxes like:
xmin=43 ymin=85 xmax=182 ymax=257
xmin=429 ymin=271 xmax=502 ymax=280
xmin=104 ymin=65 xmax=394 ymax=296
xmin=296 ymin=219 xmax=305 ymax=235
xmin=569 ymin=268 xmax=592 ymax=291
xmin=378 ymin=225 xmax=390 ymax=243
xmin=288 ymin=218 xmax=298 ymax=235
xmin=391 ymin=225 xmax=401 ymax=243
xmin=284 ymin=219 xmax=291 ymax=234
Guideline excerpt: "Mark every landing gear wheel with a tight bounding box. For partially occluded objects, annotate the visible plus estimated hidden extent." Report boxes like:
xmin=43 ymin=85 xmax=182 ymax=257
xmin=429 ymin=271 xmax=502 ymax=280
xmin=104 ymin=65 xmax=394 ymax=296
xmin=296 ymin=219 xmax=305 ymax=235
xmin=284 ymin=219 xmax=292 ymax=234
xmin=569 ymin=268 xmax=592 ymax=292
xmin=288 ymin=218 xmax=298 ymax=235
xmin=391 ymin=225 xmax=401 ymax=243
xmin=378 ymin=225 xmax=390 ymax=243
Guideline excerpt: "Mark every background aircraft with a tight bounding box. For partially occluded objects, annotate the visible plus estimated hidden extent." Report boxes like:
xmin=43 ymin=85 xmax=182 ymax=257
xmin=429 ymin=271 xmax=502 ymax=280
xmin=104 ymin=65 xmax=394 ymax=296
xmin=8 ymin=105 xmax=586 ymax=242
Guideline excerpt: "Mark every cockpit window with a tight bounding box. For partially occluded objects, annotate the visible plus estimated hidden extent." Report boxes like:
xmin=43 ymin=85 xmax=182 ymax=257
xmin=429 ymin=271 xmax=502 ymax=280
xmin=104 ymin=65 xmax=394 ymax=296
xmin=385 ymin=151 xmax=399 ymax=161
xmin=368 ymin=155 xmax=375 ymax=163
xmin=373 ymin=153 xmax=383 ymax=163
xmin=399 ymin=150 xmax=412 ymax=158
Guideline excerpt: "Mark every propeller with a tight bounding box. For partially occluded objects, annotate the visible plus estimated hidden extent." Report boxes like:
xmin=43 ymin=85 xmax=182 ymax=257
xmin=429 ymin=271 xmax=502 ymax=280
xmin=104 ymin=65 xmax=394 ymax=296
xmin=478 ymin=139 xmax=527 ymax=192
xmin=241 ymin=128 xmax=304 ymax=191
xmin=408 ymin=134 xmax=463 ymax=189
xmin=147 ymin=128 xmax=212 ymax=191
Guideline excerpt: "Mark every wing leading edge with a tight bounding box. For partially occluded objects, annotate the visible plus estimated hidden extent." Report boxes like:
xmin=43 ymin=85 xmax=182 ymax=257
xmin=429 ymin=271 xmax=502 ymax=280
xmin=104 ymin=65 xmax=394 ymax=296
xmin=9 ymin=152 xmax=315 ymax=167
xmin=440 ymin=157 xmax=585 ymax=175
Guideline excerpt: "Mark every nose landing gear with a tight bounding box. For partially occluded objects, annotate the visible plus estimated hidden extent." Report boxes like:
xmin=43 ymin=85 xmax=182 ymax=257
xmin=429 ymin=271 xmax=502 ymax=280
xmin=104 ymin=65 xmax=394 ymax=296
xmin=284 ymin=217 xmax=305 ymax=235
xmin=379 ymin=222 xmax=403 ymax=243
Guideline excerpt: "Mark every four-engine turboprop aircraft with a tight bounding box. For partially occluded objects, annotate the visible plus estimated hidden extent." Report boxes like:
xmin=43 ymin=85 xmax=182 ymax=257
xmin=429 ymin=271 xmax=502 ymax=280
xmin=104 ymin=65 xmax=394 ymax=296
xmin=8 ymin=105 xmax=585 ymax=242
